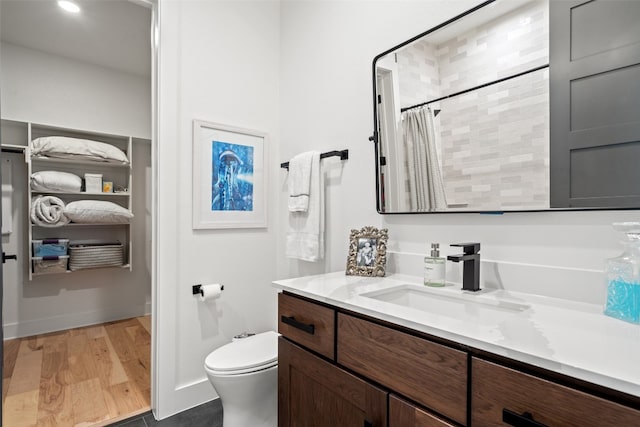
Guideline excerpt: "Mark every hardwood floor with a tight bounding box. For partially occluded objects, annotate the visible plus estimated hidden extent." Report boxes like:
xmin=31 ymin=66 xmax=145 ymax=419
xmin=3 ymin=316 xmax=151 ymax=427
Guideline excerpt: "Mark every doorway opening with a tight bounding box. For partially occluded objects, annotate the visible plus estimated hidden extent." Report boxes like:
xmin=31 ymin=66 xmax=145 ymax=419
xmin=0 ymin=0 xmax=156 ymax=425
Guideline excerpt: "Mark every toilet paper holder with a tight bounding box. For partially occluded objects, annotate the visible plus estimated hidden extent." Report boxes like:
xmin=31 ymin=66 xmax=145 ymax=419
xmin=193 ymin=284 xmax=225 ymax=296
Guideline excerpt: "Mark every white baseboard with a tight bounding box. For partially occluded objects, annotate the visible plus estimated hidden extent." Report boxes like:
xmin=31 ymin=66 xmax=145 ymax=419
xmin=155 ymin=378 xmax=217 ymax=420
xmin=3 ymin=304 xmax=149 ymax=339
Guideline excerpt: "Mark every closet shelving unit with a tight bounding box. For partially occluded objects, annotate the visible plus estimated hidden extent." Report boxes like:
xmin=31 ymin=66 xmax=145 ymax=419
xmin=25 ymin=122 xmax=133 ymax=280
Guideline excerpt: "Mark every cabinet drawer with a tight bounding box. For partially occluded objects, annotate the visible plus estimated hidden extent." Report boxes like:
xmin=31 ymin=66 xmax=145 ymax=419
xmin=279 ymin=338 xmax=387 ymax=427
xmin=278 ymin=293 xmax=335 ymax=360
xmin=472 ymin=358 xmax=640 ymax=427
xmin=390 ymin=395 xmax=456 ymax=427
xmin=337 ymin=313 xmax=468 ymax=425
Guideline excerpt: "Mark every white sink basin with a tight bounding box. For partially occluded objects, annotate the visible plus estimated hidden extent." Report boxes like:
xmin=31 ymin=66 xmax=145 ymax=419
xmin=361 ymin=284 xmax=529 ymax=324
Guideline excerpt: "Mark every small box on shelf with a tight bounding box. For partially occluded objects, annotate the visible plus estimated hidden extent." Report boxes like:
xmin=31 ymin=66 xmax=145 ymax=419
xmin=32 ymin=255 xmax=69 ymax=274
xmin=103 ymin=181 xmax=113 ymax=193
xmin=32 ymin=239 xmax=69 ymax=257
xmin=84 ymin=173 xmax=103 ymax=193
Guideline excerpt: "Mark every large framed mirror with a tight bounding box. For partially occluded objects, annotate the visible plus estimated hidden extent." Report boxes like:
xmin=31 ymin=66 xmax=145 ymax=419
xmin=372 ymin=0 xmax=640 ymax=213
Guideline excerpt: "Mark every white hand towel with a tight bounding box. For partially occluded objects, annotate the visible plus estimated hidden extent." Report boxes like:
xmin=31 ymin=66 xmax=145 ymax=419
xmin=286 ymin=152 xmax=324 ymax=262
xmin=287 ymin=151 xmax=315 ymax=212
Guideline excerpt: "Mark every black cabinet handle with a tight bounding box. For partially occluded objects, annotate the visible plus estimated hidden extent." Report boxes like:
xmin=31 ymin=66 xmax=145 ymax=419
xmin=364 ymin=420 xmax=373 ymax=427
xmin=503 ymin=409 xmax=548 ymax=427
xmin=281 ymin=315 xmax=315 ymax=335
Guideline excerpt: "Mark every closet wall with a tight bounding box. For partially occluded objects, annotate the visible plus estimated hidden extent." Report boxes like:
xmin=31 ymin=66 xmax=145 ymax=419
xmin=1 ymin=42 xmax=152 ymax=339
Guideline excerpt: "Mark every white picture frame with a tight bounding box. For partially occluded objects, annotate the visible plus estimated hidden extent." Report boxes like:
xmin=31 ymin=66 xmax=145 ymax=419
xmin=192 ymin=120 xmax=268 ymax=229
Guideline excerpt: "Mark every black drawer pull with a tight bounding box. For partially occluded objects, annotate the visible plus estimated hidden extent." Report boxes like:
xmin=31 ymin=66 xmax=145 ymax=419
xmin=503 ymin=409 xmax=548 ymax=427
xmin=281 ymin=315 xmax=315 ymax=335
xmin=364 ymin=420 xmax=373 ymax=427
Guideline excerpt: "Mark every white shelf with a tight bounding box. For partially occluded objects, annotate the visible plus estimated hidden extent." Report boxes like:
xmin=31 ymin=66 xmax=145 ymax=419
xmin=31 ymin=222 xmax=131 ymax=228
xmin=32 ymin=264 xmax=132 ymax=276
xmin=26 ymin=122 xmax=134 ymax=280
xmin=31 ymin=190 xmax=130 ymax=197
xmin=31 ymin=155 xmax=130 ymax=168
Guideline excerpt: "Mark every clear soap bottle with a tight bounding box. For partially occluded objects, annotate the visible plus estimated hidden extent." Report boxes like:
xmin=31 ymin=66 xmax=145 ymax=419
xmin=604 ymin=222 xmax=640 ymax=324
xmin=424 ymin=243 xmax=446 ymax=287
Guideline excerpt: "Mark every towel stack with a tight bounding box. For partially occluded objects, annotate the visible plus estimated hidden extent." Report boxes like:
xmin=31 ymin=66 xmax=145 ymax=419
xmin=286 ymin=151 xmax=324 ymax=262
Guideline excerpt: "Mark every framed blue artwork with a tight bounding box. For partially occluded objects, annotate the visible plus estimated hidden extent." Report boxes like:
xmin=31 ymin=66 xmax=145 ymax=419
xmin=192 ymin=120 xmax=267 ymax=229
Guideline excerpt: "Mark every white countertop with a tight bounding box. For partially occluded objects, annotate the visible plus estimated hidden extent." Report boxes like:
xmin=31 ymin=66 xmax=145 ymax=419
xmin=273 ymin=272 xmax=640 ymax=398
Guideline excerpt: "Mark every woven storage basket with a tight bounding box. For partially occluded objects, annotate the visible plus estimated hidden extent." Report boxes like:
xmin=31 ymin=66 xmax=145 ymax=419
xmin=68 ymin=243 xmax=124 ymax=270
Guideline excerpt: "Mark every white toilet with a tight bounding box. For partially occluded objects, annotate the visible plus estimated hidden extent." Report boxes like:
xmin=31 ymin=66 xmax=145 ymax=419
xmin=204 ymin=331 xmax=278 ymax=427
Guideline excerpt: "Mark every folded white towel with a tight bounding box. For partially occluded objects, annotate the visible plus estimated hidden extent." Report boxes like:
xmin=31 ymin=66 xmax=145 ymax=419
xmin=286 ymin=152 xmax=324 ymax=262
xmin=30 ymin=196 xmax=70 ymax=227
xmin=287 ymin=151 xmax=316 ymax=212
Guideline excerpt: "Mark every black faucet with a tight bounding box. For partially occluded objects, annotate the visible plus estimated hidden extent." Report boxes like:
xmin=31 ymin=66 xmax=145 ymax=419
xmin=447 ymin=243 xmax=481 ymax=292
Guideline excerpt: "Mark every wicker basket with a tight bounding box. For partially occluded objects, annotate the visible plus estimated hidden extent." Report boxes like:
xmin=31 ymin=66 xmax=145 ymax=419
xmin=68 ymin=243 xmax=124 ymax=271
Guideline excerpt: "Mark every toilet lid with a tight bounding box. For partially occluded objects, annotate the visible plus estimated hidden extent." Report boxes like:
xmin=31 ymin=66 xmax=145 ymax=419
xmin=205 ymin=331 xmax=278 ymax=373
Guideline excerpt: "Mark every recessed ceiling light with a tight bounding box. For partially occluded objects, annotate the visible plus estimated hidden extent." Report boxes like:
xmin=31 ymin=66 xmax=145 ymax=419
xmin=58 ymin=1 xmax=81 ymax=13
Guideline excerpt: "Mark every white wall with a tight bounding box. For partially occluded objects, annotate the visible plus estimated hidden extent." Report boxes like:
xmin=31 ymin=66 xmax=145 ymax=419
xmin=277 ymin=0 xmax=473 ymax=277
xmin=155 ymin=0 xmax=280 ymax=418
xmin=0 ymin=44 xmax=152 ymax=338
xmin=1 ymin=43 xmax=151 ymax=139
xmin=277 ymin=0 xmax=639 ymax=304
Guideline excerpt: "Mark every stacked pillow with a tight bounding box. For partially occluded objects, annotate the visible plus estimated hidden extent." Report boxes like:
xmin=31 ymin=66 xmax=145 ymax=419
xmin=64 ymin=200 xmax=133 ymax=224
xmin=31 ymin=136 xmax=129 ymax=163
xmin=31 ymin=171 xmax=82 ymax=192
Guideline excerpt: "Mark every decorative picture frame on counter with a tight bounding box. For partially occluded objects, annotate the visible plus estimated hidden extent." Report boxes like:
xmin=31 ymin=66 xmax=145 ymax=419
xmin=192 ymin=120 xmax=268 ymax=229
xmin=346 ymin=226 xmax=388 ymax=277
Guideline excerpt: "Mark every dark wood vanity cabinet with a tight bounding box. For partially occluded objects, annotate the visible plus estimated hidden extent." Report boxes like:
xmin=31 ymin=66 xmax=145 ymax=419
xmin=278 ymin=292 xmax=335 ymax=360
xmin=390 ymin=395 xmax=457 ymax=427
xmin=278 ymin=293 xmax=459 ymax=427
xmin=337 ymin=313 xmax=467 ymax=425
xmin=279 ymin=338 xmax=387 ymax=427
xmin=277 ymin=292 xmax=640 ymax=427
xmin=472 ymin=358 xmax=640 ymax=427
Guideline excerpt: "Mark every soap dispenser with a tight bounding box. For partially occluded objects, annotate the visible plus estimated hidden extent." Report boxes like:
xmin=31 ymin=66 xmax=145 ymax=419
xmin=424 ymin=243 xmax=446 ymax=287
xmin=604 ymin=222 xmax=640 ymax=324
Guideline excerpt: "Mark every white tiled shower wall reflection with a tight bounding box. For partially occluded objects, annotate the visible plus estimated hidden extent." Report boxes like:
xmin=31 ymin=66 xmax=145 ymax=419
xmin=396 ymin=0 xmax=549 ymax=210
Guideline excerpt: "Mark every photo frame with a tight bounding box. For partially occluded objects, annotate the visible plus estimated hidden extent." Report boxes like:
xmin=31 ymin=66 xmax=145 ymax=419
xmin=346 ymin=226 xmax=389 ymax=277
xmin=192 ymin=120 xmax=268 ymax=229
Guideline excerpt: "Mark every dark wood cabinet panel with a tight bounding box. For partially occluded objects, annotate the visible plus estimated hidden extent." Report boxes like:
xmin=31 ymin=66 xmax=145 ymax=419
xmin=472 ymin=357 xmax=640 ymax=427
xmin=337 ymin=313 xmax=467 ymax=425
xmin=278 ymin=292 xmax=335 ymax=360
xmin=389 ymin=395 xmax=456 ymax=427
xmin=279 ymin=337 xmax=387 ymax=427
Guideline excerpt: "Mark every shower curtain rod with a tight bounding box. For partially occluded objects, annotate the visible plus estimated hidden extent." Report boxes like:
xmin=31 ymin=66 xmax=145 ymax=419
xmin=400 ymin=63 xmax=549 ymax=113
xmin=281 ymin=149 xmax=349 ymax=170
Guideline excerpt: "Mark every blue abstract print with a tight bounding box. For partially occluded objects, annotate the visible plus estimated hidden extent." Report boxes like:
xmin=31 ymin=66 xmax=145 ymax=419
xmin=211 ymin=141 xmax=254 ymax=211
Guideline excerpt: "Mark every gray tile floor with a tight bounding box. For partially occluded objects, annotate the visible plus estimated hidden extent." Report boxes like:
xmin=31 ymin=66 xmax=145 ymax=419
xmin=109 ymin=399 xmax=222 ymax=427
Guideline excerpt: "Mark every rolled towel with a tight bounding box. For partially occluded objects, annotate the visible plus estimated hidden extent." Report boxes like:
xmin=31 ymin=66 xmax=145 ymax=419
xmin=30 ymin=196 xmax=70 ymax=227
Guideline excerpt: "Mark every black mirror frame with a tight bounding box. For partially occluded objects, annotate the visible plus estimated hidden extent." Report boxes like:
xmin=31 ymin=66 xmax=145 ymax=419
xmin=370 ymin=0 xmax=639 ymax=215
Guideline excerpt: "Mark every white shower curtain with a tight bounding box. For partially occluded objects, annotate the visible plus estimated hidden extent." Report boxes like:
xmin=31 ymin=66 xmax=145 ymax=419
xmin=401 ymin=106 xmax=448 ymax=211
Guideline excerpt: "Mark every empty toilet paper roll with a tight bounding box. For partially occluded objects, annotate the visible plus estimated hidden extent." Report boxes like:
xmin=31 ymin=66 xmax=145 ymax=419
xmin=199 ymin=283 xmax=223 ymax=302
